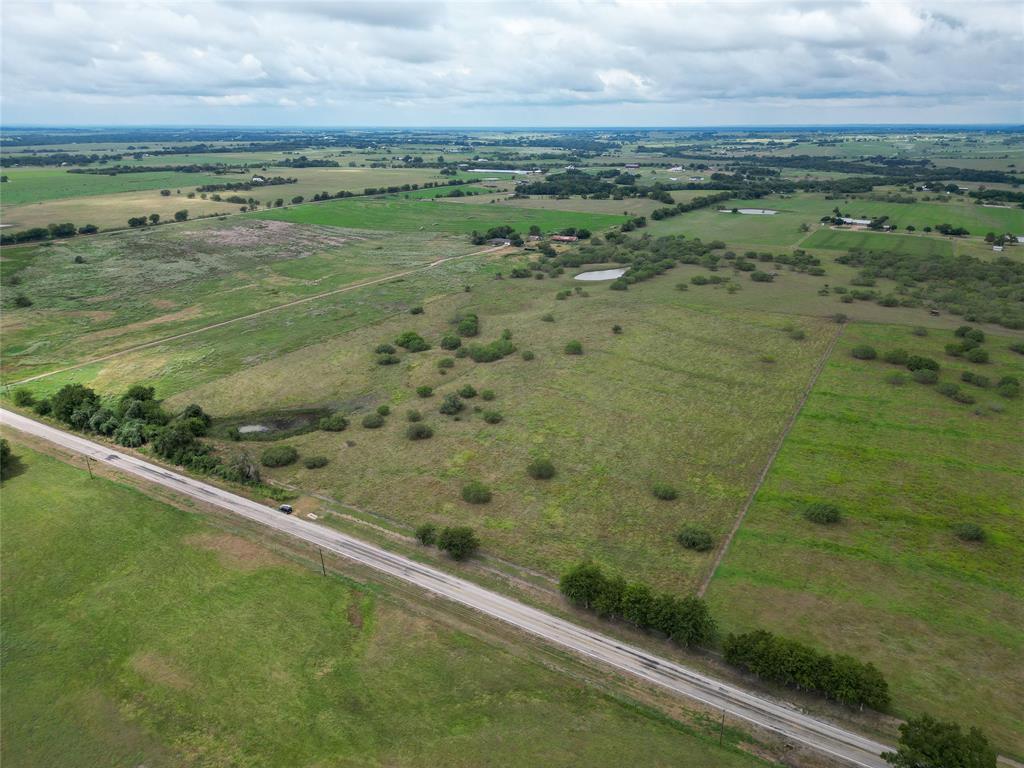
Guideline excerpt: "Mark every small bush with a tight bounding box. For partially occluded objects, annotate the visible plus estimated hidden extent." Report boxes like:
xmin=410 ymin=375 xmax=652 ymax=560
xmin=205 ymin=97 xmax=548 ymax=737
xmin=905 ymin=355 xmax=939 ymax=372
xmin=832 ymin=313 xmax=848 ymax=324
xmin=803 ymin=502 xmax=841 ymax=524
xmin=416 ymin=385 xmax=434 ymax=398
xmin=12 ymin=388 xmax=35 ymax=407
xmin=527 ymin=458 xmax=556 ymax=480
xmin=952 ymin=390 xmax=976 ymax=405
xmin=374 ymin=343 xmax=396 ymax=354
xmin=911 ymin=326 xmax=928 ymax=337
xmin=438 ymin=526 xmax=479 ymax=561
xmin=439 ymin=393 xmax=463 ymax=415
xmin=406 ymin=409 xmax=422 ymax=422
xmin=482 ymin=410 xmax=503 ymax=424
xmin=612 ymin=324 xmax=623 ymax=334
xmin=261 ymin=445 xmax=298 ymax=468
xmin=759 ymin=354 xmax=775 ymax=364
xmin=394 ymin=330 xmax=430 ymax=352
xmin=912 ymin=368 xmax=939 ymax=385
xmin=966 ymin=347 xmax=989 ymax=364
xmin=415 ymin=523 xmax=437 ymax=546
xmin=377 ymin=354 xmax=400 ymax=365
xmin=437 ymin=357 xmax=455 ymax=369
xmin=961 ymin=371 xmax=991 ymax=388
xmin=788 ymin=329 xmax=806 ymax=341
xmin=409 ymin=305 xmax=424 ymax=315
xmin=303 ymin=456 xmax=329 ymax=469
xmin=652 ymin=483 xmax=678 ymax=501
xmin=564 ymin=340 xmax=583 ymax=355
xmin=521 ymin=350 xmax=535 ymax=361
xmin=541 ymin=313 xmax=555 ymax=322
xmin=461 ymin=481 xmax=492 ymax=504
xmin=954 ymin=522 xmax=986 ymax=542
xmin=406 ymin=423 xmax=434 ymax=440
xmin=851 ymin=345 xmax=877 ymax=360
xmin=677 ymin=527 xmax=714 ymax=552
xmin=936 ymin=382 xmax=960 ymax=397
xmin=440 ymin=334 xmax=462 ymax=350
xmin=480 ymin=389 xmax=495 ymax=401
xmin=376 ymin=404 xmax=391 ymax=416
xmin=883 ymin=349 xmax=909 ymax=365
xmin=362 ymin=413 xmax=385 ymax=429
xmin=459 ymin=385 xmax=478 ymax=398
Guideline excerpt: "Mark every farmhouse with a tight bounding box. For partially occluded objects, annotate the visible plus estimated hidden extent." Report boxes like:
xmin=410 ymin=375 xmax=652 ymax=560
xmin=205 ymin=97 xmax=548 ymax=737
xmin=623 ymin=163 xmax=640 ymax=168
xmin=488 ymin=237 xmax=512 ymax=246
xmin=839 ymin=217 xmax=873 ymax=226
xmin=550 ymin=235 xmax=578 ymax=242
xmin=251 ymin=175 xmax=266 ymax=183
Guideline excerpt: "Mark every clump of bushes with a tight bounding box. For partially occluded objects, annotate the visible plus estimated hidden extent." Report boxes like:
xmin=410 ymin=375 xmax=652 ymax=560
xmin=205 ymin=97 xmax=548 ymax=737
xmin=303 ymin=456 xmax=328 ymax=469
xmin=437 ymin=357 xmax=455 ymax=370
xmin=440 ymin=334 xmax=462 ymax=350
xmin=527 ymin=458 xmax=556 ymax=479
xmin=374 ymin=343 xmax=395 ymax=354
xmin=456 ymin=312 xmax=479 ymax=337
xmin=406 ymin=423 xmax=434 ymax=440
xmin=439 ymin=393 xmax=463 ymax=415
xmin=652 ymin=482 xmax=678 ymax=501
xmin=953 ymin=522 xmax=986 ymax=542
xmin=438 ymin=526 xmax=480 ymax=561
xmin=362 ymin=413 xmax=385 ymax=429
xmin=465 ymin=338 xmax=516 ymax=363
xmin=803 ymin=502 xmax=841 ymax=524
xmin=883 ymin=349 xmax=909 ymax=365
xmin=521 ymin=350 xmax=535 ymax=361
xmin=376 ymin=404 xmax=390 ymax=416
xmin=409 ymin=305 xmax=424 ymax=315
xmin=482 ymin=410 xmax=503 ymax=424
xmin=912 ymin=368 xmax=939 ymax=385
xmin=560 ymin=561 xmax=715 ymax=648
xmin=480 ymin=389 xmax=495 ymax=401
xmin=415 ymin=523 xmax=437 ymax=546
xmin=416 ymin=385 xmax=434 ymax=398
xmin=459 ymin=384 xmax=477 ymax=398
xmin=961 ymin=371 xmax=990 ymax=388
xmin=997 ymin=376 xmax=1020 ymax=399
xmin=377 ymin=354 xmax=400 ymax=365
xmin=851 ymin=345 xmax=877 ymax=360
xmin=406 ymin=409 xmax=422 ymax=422
xmin=564 ymin=340 xmax=583 ymax=355
xmin=461 ymin=481 xmax=492 ymax=504
xmin=905 ymin=355 xmax=939 ymax=372
xmin=261 ymin=445 xmax=298 ymax=468
xmin=677 ymin=527 xmax=714 ymax=552
xmin=394 ymin=330 xmax=430 ymax=352
xmin=319 ymin=413 xmax=349 ymax=431
xmin=788 ymin=328 xmax=806 ymax=341
xmin=966 ymin=348 xmax=989 ymax=364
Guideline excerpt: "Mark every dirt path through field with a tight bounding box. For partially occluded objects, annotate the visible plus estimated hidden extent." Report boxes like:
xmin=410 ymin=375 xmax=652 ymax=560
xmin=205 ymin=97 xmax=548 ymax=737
xmin=11 ymin=244 xmax=507 ymax=386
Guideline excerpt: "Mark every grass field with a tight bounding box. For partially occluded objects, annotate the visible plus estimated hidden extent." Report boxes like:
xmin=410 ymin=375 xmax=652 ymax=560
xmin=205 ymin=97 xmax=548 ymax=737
xmin=251 ymin=195 xmax=628 ymax=235
xmin=801 ymin=227 xmax=955 ymax=257
xmin=0 ymin=443 xmax=767 ymax=768
xmin=644 ymin=198 xmax=815 ymax=249
xmin=0 ymin=221 xmax=484 ymax=381
xmin=0 ymin=168 xmax=228 ymax=205
xmin=706 ymin=323 xmax=1024 ymax=756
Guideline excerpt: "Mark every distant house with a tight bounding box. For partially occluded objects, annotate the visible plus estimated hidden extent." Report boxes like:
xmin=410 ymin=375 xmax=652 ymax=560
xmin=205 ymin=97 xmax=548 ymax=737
xmin=251 ymin=175 xmax=266 ymax=183
xmin=668 ymin=165 xmax=683 ymax=171
xmin=1016 ymin=236 xmax=1024 ymax=244
xmin=688 ymin=176 xmax=704 ymax=182
xmin=839 ymin=217 xmax=873 ymax=226
xmin=624 ymin=163 xmax=640 ymax=168
xmin=993 ymin=245 xmax=1004 ymax=252
xmin=527 ymin=234 xmax=542 ymax=241
xmin=550 ymin=235 xmax=578 ymax=243
xmin=488 ymin=237 xmax=512 ymax=246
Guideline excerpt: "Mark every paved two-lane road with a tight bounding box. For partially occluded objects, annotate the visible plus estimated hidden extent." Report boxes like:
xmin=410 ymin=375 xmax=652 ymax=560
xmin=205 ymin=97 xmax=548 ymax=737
xmin=1 ymin=409 xmax=892 ymax=768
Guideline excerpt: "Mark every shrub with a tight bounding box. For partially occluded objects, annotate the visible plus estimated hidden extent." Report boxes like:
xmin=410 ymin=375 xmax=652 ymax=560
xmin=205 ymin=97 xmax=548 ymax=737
xmin=652 ymin=482 xmax=678 ymax=501
xmin=440 ymin=334 xmax=462 ymax=350
xmin=482 ymin=410 xmax=503 ymax=424
xmin=12 ymin=388 xmax=35 ymax=407
xmin=521 ymin=350 xmax=535 ymax=361
xmin=303 ymin=456 xmax=328 ymax=469
xmin=527 ymin=458 xmax=556 ymax=480
xmin=1010 ymin=342 xmax=1024 ymax=355
xmin=377 ymin=354 xmax=400 ymax=365
xmin=466 ymin=338 xmax=516 ymax=363
xmin=911 ymin=326 xmax=928 ymax=337
xmin=480 ymin=389 xmax=495 ymax=401
xmin=394 ymin=330 xmax=430 ymax=352
xmin=33 ymin=398 xmax=52 ymax=416
xmin=541 ymin=313 xmax=555 ymax=322
xmin=954 ymin=522 xmax=986 ymax=542
xmin=832 ymin=313 xmax=848 ymax=324
xmin=319 ymin=413 xmax=348 ymax=431
xmin=376 ymin=404 xmax=391 ymax=416
xmin=883 ymin=349 xmax=909 ymax=365
xmin=439 ymin=393 xmax=463 ymax=415
xmin=416 ymin=385 xmax=434 ymax=398
xmin=945 ymin=342 xmax=965 ymax=357
xmin=912 ymin=368 xmax=939 ymax=384
xmin=438 ymin=526 xmax=480 ymax=561
xmin=437 ymin=357 xmax=455 ymax=369
xmin=458 ymin=385 xmax=478 ymax=398
xmin=905 ymin=355 xmax=939 ymax=372
xmin=261 ymin=445 xmax=298 ymax=468
xmin=564 ymin=340 xmax=583 ymax=355
xmin=374 ymin=343 xmax=396 ymax=354
xmin=406 ymin=423 xmax=434 ymax=440
xmin=851 ymin=345 xmax=877 ymax=360
xmin=415 ymin=523 xmax=437 ymax=546
xmin=789 ymin=329 xmax=806 ymax=341
xmin=406 ymin=409 xmax=422 ymax=422
xmin=409 ymin=305 xmax=424 ymax=315
xmin=936 ymin=382 xmax=960 ymax=398
xmin=965 ymin=347 xmax=989 ymax=364
xmin=461 ymin=481 xmax=491 ymax=504
xmin=952 ymin=390 xmax=976 ymax=405
xmin=954 ymin=325 xmax=972 ymax=338
xmin=886 ymin=372 xmax=908 ymax=386
xmin=803 ymin=502 xmax=841 ymax=524
xmin=456 ymin=312 xmax=479 ymax=337
xmin=961 ymin=371 xmax=991 ymax=388
xmin=677 ymin=527 xmax=714 ymax=552
xmin=362 ymin=413 xmax=385 ymax=429
xmin=996 ymin=377 xmax=1021 ymax=399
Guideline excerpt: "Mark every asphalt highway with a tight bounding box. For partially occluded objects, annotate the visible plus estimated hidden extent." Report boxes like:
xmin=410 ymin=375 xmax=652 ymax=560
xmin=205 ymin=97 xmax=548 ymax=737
xmin=2 ymin=408 xmax=892 ymax=768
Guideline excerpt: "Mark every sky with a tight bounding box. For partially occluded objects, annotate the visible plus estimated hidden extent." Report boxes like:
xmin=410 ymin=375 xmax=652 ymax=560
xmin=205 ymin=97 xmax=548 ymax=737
xmin=1 ymin=0 xmax=1021 ymax=127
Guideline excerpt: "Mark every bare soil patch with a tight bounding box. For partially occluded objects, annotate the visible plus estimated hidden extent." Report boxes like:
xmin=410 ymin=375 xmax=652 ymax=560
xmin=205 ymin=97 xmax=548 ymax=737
xmin=130 ymin=651 xmax=194 ymax=690
xmin=185 ymin=531 xmax=292 ymax=572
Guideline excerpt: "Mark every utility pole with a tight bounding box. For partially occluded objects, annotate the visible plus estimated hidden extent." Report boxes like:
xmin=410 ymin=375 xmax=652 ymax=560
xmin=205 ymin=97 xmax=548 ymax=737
xmin=319 ymin=547 xmax=327 ymax=576
xmin=719 ymin=708 xmax=725 ymax=745
xmin=85 ymin=455 xmax=94 ymax=479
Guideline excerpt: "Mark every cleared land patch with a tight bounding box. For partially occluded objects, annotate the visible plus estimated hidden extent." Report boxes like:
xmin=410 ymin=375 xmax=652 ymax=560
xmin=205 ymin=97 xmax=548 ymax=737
xmin=705 ymin=323 xmax=1024 ymax=755
xmin=802 ymin=228 xmax=955 ymax=257
xmin=0 ymin=442 xmax=767 ymax=768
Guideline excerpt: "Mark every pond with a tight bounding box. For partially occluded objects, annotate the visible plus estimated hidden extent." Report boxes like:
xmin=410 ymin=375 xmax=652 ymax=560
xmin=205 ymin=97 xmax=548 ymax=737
xmin=574 ymin=268 xmax=627 ymax=281
xmin=238 ymin=424 xmax=271 ymax=434
xmin=718 ymin=208 xmax=779 ymax=215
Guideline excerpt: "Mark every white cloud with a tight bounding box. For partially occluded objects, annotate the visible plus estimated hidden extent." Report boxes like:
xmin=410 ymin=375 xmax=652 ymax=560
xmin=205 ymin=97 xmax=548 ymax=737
xmin=1 ymin=0 xmax=1020 ymax=125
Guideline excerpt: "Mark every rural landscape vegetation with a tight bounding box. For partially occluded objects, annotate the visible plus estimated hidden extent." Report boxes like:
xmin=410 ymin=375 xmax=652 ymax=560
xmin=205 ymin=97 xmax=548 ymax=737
xmin=1 ymin=2 xmax=1022 ymax=767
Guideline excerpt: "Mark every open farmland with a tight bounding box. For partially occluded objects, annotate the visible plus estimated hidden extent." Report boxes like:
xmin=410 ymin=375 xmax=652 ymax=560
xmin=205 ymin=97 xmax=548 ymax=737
xmin=0 ymin=442 xmax=766 ymax=768
xmin=706 ymin=323 xmax=1024 ymax=755
xmin=801 ymin=228 xmax=955 ymax=257
xmin=0 ymin=167 xmax=229 ymax=205
xmin=250 ymin=195 xmax=628 ymax=234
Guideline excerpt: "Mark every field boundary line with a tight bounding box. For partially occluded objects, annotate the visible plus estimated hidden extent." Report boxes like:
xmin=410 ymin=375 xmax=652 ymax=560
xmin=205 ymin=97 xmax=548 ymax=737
xmin=697 ymin=320 xmax=845 ymax=598
xmin=9 ymin=244 xmax=507 ymax=386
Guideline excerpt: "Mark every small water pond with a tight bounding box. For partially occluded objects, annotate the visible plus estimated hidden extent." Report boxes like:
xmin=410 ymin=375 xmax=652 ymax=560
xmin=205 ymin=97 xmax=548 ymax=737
xmin=574 ymin=268 xmax=627 ymax=281
xmin=718 ymin=208 xmax=779 ymax=215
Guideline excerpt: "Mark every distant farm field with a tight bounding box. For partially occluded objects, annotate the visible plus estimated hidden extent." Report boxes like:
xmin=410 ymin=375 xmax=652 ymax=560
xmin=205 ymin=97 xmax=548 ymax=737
xmin=0 ymin=168 xmax=227 ymax=205
xmin=0 ymin=443 xmax=764 ymax=768
xmin=802 ymin=227 xmax=955 ymax=256
xmin=251 ymin=196 xmax=628 ymax=234
xmin=707 ymin=323 xmax=1024 ymax=755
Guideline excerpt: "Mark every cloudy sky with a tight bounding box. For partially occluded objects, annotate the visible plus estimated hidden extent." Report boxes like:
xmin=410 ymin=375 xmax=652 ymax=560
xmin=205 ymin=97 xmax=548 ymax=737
xmin=2 ymin=0 xmax=1021 ymax=126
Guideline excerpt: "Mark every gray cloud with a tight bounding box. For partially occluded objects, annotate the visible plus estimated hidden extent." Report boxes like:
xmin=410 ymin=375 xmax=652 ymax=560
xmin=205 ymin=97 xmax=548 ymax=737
xmin=1 ymin=0 xmax=1020 ymax=125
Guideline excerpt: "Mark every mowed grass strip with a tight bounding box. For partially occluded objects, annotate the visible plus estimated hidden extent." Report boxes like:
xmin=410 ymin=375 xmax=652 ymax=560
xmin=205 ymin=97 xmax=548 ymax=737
xmin=250 ymin=195 xmax=628 ymax=234
xmin=0 ymin=443 xmax=767 ymax=768
xmin=706 ymin=323 xmax=1024 ymax=755
xmin=801 ymin=227 xmax=955 ymax=257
